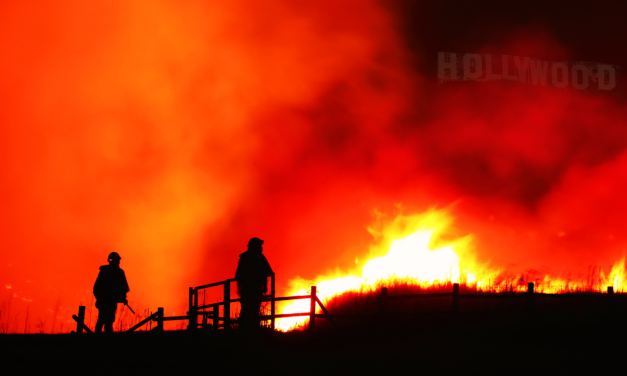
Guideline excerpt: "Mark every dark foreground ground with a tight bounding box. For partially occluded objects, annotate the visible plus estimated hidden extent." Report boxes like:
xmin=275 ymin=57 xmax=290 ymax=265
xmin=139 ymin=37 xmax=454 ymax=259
xmin=2 ymin=312 xmax=625 ymax=375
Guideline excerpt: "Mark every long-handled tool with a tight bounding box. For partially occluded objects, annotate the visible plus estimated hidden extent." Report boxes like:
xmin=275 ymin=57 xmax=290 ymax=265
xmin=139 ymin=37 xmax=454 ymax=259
xmin=125 ymin=302 xmax=135 ymax=314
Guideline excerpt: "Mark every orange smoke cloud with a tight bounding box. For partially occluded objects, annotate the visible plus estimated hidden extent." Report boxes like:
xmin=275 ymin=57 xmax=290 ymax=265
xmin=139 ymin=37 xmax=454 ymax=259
xmin=0 ymin=0 xmax=413 ymax=331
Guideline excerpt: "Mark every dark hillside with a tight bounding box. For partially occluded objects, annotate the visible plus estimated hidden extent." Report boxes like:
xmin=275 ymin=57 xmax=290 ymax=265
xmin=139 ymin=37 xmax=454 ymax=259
xmin=2 ymin=312 xmax=625 ymax=374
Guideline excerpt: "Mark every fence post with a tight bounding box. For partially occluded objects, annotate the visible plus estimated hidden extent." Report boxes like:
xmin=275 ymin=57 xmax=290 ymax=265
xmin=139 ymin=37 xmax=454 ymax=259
xmin=527 ymin=282 xmax=534 ymax=312
xmin=309 ymin=286 xmax=317 ymax=331
xmin=188 ymin=287 xmax=197 ymax=330
xmin=224 ymin=281 xmax=231 ymax=330
xmin=270 ymin=273 xmax=276 ymax=331
xmin=194 ymin=288 xmax=199 ymax=328
xmin=77 ymin=306 xmax=86 ymax=334
xmin=213 ymin=306 xmax=219 ymax=331
xmin=157 ymin=307 xmax=164 ymax=332
xmin=452 ymin=283 xmax=459 ymax=313
xmin=607 ymin=286 xmax=615 ymax=314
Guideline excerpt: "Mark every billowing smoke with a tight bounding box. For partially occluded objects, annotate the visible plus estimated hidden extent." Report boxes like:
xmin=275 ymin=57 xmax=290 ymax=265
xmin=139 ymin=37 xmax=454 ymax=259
xmin=0 ymin=0 xmax=416 ymax=330
xmin=1 ymin=0 xmax=627 ymax=332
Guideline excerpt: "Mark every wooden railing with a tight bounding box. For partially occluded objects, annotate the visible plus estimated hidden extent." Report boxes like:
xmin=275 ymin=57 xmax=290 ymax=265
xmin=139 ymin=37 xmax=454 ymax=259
xmin=72 ymin=280 xmax=619 ymax=334
xmin=186 ymin=274 xmax=338 ymax=331
xmin=71 ymin=306 xmax=93 ymax=334
xmin=187 ymin=277 xmax=244 ymax=331
xmin=72 ymin=274 xmax=337 ymax=333
xmin=127 ymin=308 xmax=164 ymax=332
xmin=72 ymin=306 xmax=164 ymax=333
xmin=376 ymin=282 xmax=617 ymax=316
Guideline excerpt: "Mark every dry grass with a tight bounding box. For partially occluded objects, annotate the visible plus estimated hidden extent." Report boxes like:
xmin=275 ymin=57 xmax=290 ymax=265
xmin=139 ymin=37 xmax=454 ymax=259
xmin=304 ymin=278 xmax=625 ymax=330
xmin=1 ymin=300 xmax=161 ymax=334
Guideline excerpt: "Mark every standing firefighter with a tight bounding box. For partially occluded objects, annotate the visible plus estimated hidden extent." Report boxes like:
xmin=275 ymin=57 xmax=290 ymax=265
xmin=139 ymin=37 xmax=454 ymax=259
xmin=93 ymin=252 xmax=130 ymax=333
xmin=235 ymin=237 xmax=273 ymax=330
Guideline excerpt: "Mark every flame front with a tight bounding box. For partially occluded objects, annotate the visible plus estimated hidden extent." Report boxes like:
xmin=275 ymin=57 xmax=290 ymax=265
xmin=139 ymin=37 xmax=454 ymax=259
xmin=275 ymin=209 xmax=476 ymax=330
xmin=275 ymin=209 xmax=627 ymax=331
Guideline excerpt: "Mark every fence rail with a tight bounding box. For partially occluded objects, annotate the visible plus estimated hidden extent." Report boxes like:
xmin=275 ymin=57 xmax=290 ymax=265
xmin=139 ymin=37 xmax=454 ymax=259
xmin=73 ymin=279 xmax=620 ymax=334
xmin=71 ymin=306 xmax=164 ymax=333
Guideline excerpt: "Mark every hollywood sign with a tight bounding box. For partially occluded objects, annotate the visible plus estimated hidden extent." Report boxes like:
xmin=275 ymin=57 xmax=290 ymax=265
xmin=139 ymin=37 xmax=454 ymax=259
xmin=438 ymin=52 xmax=620 ymax=90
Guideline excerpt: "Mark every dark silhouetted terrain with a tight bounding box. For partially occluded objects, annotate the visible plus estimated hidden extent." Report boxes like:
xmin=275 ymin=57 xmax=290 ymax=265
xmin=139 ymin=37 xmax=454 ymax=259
xmin=2 ymin=312 xmax=624 ymax=374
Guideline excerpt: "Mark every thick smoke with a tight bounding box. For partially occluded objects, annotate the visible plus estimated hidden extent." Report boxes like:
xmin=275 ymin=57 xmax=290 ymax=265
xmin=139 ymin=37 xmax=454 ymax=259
xmin=1 ymin=0 xmax=627 ymax=332
xmin=0 ymin=0 xmax=414 ymax=330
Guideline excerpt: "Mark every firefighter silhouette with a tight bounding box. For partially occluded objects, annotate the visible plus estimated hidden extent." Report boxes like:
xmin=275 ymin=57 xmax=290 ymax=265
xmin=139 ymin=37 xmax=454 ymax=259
xmin=235 ymin=238 xmax=273 ymax=330
xmin=93 ymin=252 xmax=130 ymax=333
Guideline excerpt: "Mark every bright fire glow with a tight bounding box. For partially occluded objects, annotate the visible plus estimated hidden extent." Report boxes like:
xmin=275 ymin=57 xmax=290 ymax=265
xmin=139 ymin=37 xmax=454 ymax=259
xmin=275 ymin=209 xmax=627 ymax=331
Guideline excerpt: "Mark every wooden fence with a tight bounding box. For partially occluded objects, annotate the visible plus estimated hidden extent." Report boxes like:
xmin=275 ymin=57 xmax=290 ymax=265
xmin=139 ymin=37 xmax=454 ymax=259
xmin=185 ymin=274 xmax=338 ymax=331
xmin=72 ymin=280 xmax=618 ymax=334
xmin=72 ymin=306 xmax=165 ymax=333
xmin=72 ymin=273 xmax=338 ymax=333
xmin=377 ymin=282 xmax=617 ymax=316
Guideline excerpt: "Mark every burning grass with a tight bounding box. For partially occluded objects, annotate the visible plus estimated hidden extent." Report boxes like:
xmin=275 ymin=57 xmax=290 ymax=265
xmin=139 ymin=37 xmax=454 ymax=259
xmin=276 ymin=208 xmax=627 ymax=330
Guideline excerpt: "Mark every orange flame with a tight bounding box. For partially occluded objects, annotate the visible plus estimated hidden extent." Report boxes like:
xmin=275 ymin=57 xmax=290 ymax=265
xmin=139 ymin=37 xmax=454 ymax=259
xmin=276 ymin=208 xmax=627 ymax=331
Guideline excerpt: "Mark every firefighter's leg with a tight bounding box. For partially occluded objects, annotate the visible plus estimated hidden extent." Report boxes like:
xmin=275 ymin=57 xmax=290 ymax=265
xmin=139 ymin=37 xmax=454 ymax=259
xmin=96 ymin=301 xmax=117 ymax=333
xmin=95 ymin=300 xmax=105 ymax=333
xmin=104 ymin=302 xmax=117 ymax=332
xmin=251 ymin=296 xmax=263 ymax=329
xmin=239 ymin=297 xmax=250 ymax=330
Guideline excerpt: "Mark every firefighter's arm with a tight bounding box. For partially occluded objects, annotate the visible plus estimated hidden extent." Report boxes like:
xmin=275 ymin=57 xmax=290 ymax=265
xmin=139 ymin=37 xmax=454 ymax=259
xmin=93 ymin=271 xmax=103 ymax=300
xmin=120 ymin=269 xmax=130 ymax=304
xmin=264 ymin=258 xmax=273 ymax=294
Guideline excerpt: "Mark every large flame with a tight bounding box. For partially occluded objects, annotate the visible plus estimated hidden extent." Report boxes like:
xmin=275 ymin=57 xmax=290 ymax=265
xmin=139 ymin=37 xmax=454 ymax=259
xmin=276 ymin=209 xmax=627 ymax=331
